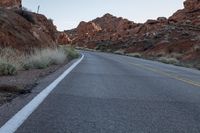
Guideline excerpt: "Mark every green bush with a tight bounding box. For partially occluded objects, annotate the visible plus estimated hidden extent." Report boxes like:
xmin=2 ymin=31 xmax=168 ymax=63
xmin=0 ymin=62 xmax=17 ymax=76
xmin=15 ymin=7 xmax=35 ymax=24
xmin=23 ymin=58 xmax=50 ymax=70
xmin=60 ymin=46 xmax=79 ymax=60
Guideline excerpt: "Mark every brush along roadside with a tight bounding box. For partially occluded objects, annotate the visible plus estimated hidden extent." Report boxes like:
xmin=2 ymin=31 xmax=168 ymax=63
xmin=0 ymin=46 xmax=79 ymax=75
xmin=0 ymin=46 xmax=79 ymax=105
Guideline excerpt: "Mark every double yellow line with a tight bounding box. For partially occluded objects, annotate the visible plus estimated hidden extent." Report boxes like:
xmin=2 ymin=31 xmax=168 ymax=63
xmin=129 ymin=62 xmax=200 ymax=88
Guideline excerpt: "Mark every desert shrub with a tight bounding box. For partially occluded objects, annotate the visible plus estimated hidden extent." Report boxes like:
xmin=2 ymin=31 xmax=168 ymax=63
xmin=23 ymin=48 xmax=66 ymax=69
xmin=48 ymin=18 xmax=54 ymax=23
xmin=0 ymin=62 xmax=17 ymax=76
xmin=194 ymin=63 xmax=200 ymax=70
xmin=95 ymin=44 xmax=108 ymax=52
xmin=0 ymin=48 xmax=19 ymax=75
xmin=114 ymin=49 xmax=125 ymax=55
xmin=0 ymin=48 xmax=24 ymax=70
xmin=169 ymin=53 xmax=183 ymax=59
xmin=0 ymin=47 xmax=79 ymax=75
xmin=59 ymin=46 xmax=79 ymax=60
xmin=193 ymin=45 xmax=200 ymax=52
xmin=158 ymin=57 xmax=180 ymax=65
xmin=126 ymin=53 xmax=142 ymax=58
xmin=15 ymin=7 xmax=35 ymax=24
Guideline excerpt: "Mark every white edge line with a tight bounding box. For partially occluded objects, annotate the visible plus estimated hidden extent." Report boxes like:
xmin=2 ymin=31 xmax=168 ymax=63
xmin=0 ymin=54 xmax=84 ymax=133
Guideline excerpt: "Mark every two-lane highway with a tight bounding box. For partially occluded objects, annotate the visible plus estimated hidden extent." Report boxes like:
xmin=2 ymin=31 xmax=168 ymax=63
xmin=3 ymin=51 xmax=200 ymax=133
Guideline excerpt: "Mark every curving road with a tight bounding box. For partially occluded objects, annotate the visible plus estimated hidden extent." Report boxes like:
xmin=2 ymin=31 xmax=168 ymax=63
xmin=5 ymin=51 xmax=200 ymax=133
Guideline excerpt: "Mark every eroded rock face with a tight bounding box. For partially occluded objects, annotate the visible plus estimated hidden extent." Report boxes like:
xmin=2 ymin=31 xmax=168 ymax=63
xmin=169 ymin=0 xmax=200 ymax=25
xmin=57 ymin=32 xmax=71 ymax=44
xmin=33 ymin=13 xmax=57 ymax=43
xmin=77 ymin=21 xmax=101 ymax=34
xmin=0 ymin=0 xmax=21 ymax=9
xmin=184 ymin=0 xmax=200 ymax=12
xmin=0 ymin=8 xmax=58 ymax=51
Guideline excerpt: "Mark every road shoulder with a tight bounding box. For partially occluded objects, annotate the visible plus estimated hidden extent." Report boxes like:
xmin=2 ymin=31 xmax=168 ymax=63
xmin=0 ymin=57 xmax=81 ymax=127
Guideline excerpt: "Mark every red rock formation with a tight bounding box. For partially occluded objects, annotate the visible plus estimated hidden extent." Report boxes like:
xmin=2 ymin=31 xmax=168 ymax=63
xmin=33 ymin=13 xmax=57 ymax=43
xmin=66 ymin=13 xmax=138 ymax=48
xmin=184 ymin=0 xmax=200 ymax=12
xmin=0 ymin=0 xmax=21 ymax=9
xmin=77 ymin=21 xmax=101 ymax=34
xmin=57 ymin=32 xmax=71 ymax=44
xmin=66 ymin=13 xmax=168 ymax=48
xmin=66 ymin=0 xmax=200 ymax=67
xmin=0 ymin=8 xmax=58 ymax=51
xmin=169 ymin=0 xmax=200 ymax=25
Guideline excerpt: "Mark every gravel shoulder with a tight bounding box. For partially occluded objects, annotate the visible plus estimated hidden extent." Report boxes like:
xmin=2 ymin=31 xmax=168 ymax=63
xmin=0 ymin=62 xmax=67 ymax=106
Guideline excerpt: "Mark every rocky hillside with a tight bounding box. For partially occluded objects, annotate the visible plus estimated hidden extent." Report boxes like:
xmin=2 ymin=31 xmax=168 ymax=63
xmin=0 ymin=0 xmax=21 ymax=9
xmin=66 ymin=0 xmax=200 ymax=69
xmin=0 ymin=0 xmax=68 ymax=51
xmin=0 ymin=8 xmax=56 ymax=51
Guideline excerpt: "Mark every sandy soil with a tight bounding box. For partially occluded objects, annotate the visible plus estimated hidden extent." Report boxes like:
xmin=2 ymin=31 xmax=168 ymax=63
xmin=0 ymin=64 xmax=63 ymax=106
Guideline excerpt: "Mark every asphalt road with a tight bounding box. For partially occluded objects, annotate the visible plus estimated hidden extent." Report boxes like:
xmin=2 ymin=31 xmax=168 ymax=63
xmin=9 ymin=51 xmax=200 ymax=132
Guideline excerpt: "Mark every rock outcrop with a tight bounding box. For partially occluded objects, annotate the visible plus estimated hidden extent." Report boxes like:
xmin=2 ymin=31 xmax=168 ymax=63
xmin=0 ymin=0 xmax=21 ymax=9
xmin=184 ymin=0 xmax=200 ymax=12
xmin=66 ymin=0 xmax=200 ymax=68
xmin=169 ymin=0 xmax=200 ymax=25
xmin=57 ymin=32 xmax=71 ymax=44
xmin=77 ymin=21 xmax=101 ymax=34
xmin=0 ymin=7 xmax=58 ymax=51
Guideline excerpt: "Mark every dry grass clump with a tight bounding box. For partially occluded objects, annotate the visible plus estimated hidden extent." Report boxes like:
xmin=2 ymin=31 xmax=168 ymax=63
xmin=0 ymin=48 xmax=25 ymax=70
xmin=59 ymin=46 xmax=80 ymax=60
xmin=23 ymin=48 xmax=66 ymax=69
xmin=158 ymin=57 xmax=180 ymax=65
xmin=126 ymin=53 xmax=142 ymax=58
xmin=0 ymin=48 xmax=24 ymax=75
xmin=114 ymin=49 xmax=125 ymax=55
xmin=0 ymin=46 xmax=79 ymax=75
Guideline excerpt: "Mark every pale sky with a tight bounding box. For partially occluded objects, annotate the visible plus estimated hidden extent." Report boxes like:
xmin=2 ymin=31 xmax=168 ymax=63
xmin=23 ymin=0 xmax=184 ymax=31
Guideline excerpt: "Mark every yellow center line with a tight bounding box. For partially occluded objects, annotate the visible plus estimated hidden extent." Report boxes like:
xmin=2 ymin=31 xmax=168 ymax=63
xmin=129 ymin=62 xmax=200 ymax=88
